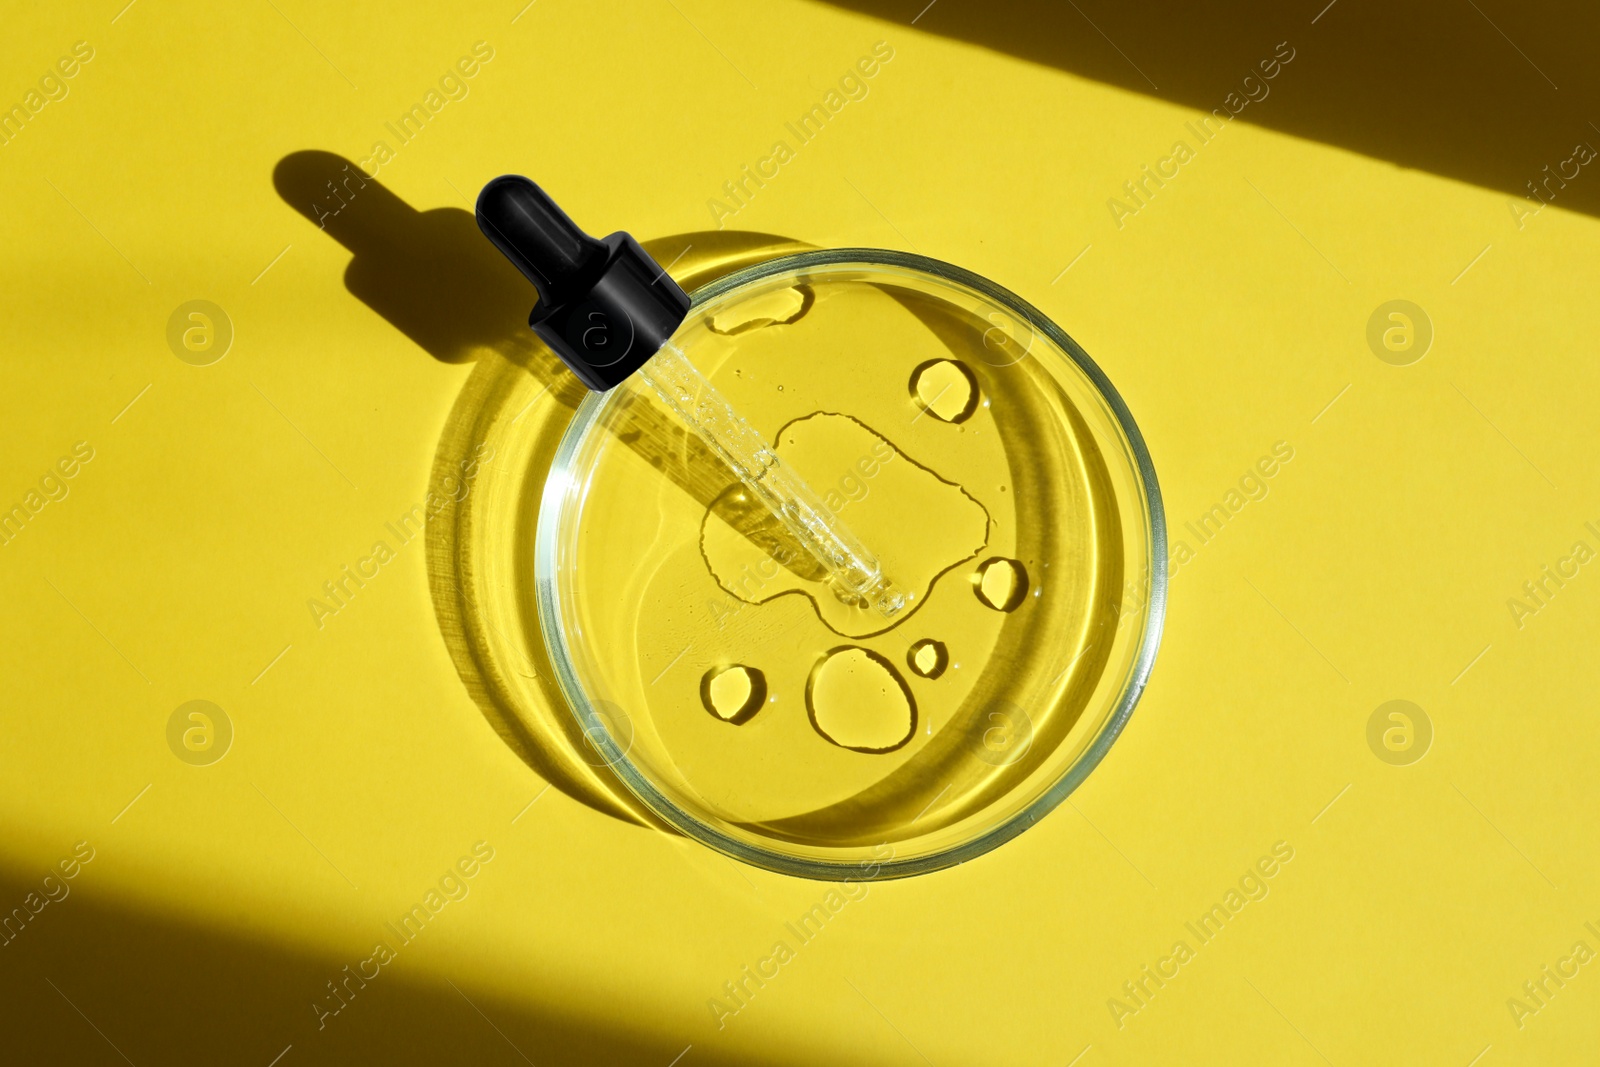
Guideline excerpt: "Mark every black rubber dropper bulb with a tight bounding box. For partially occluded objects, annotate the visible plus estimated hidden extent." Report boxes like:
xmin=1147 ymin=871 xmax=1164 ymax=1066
xmin=475 ymin=176 xmax=691 ymax=391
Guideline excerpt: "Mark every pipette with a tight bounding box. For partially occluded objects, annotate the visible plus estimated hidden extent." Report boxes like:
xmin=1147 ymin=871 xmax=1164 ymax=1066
xmin=476 ymin=176 xmax=908 ymax=618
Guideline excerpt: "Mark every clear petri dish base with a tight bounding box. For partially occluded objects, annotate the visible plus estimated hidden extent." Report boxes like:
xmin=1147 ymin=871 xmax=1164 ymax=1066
xmin=534 ymin=250 xmax=1166 ymax=879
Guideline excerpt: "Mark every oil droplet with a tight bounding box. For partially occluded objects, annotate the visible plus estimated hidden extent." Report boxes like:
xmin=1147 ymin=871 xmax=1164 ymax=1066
xmin=910 ymin=359 xmax=979 ymax=423
xmin=907 ymin=639 xmax=949 ymax=679
xmin=701 ymin=413 xmax=990 ymax=638
xmin=700 ymin=664 xmax=767 ymax=724
xmin=974 ymin=557 xmax=1029 ymax=612
xmin=707 ymin=285 xmax=813 ymax=334
xmin=806 ymin=647 xmax=916 ymax=753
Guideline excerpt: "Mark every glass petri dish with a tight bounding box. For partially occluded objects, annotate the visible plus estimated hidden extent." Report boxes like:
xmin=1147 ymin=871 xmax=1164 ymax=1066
xmin=535 ymin=249 xmax=1165 ymax=879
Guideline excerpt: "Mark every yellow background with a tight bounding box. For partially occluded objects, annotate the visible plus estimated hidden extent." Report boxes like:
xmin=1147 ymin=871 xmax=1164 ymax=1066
xmin=2 ymin=1 xmax=1597 ymax=1063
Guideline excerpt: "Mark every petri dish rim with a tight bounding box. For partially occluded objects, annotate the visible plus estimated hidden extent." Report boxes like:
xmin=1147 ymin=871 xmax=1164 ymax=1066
xmin=534 ymin=247 xmax=1168 ymax=880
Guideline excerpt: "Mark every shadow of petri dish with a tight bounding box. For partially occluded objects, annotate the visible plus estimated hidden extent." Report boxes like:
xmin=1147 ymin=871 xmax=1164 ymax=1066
xmin=273 ymin=147 xmax=817 ymax=827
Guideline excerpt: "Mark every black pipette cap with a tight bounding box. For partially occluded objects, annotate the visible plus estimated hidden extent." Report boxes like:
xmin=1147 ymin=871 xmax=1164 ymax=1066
xmin=475 ymin=176 xmax=691 ymax=391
